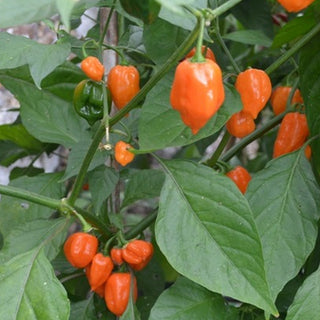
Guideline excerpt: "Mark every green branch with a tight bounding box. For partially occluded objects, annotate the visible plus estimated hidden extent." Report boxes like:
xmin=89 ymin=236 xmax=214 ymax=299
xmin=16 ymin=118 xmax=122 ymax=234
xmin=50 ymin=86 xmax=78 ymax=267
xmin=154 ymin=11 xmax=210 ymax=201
xmin=124 ymin=209 xmax=158 ymax=240
xmin=0 ymin=184 xmax=111 ymax=237
xmin=0 ymin=184 xmax=61 ymax=209
xmin=266 ymin=22 xmax=320 ymax=75
xmin=206 ymin=130 xmax=231 ymax=167
xmin=207 ymin=0 xmax=242 ymax=19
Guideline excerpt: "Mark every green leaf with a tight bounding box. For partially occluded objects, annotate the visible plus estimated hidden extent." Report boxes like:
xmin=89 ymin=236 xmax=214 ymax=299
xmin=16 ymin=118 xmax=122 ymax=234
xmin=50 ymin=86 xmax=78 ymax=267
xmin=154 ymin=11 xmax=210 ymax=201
xmin=120 ymin=0 xmax=161 ymax=24
xmin=0 ymin=173 xmax=65 ymax=237
xmin=0 ymin=248 xmax=70 ymax=320
xmin=299 ymin=33 xmax=320 ymax=176
xmin=88 ymin=165 xmax=119 ymax=211
xmin=70 ymin=296 xmax=97 ymax=320
xmin=246 ymin=150 xmax=320 ymax=300
xmin=56 ymin=0 xmax=79 ymax=31
xmin=138 ymin=74 xmax=242 ymax=150
xmin=0 ymin=64 xmax=90 ymax=147
xmin=232 ymin=0 xmax=273 ymax=39
xmin=158 ymin=0 xmax=208 ymax=31
xmin=135 ymin=256 xmax=166 ymax=319
xmin=0 ymin=141 xmax=29 ymax=167
xmin=149 ymin=276 xmax=239 ymax=320
xmin=10 ymin=166 xmax=45 ymax=180
xmin=120 ymin=302 xmax=141 ymax=320
xmin=223 ymin=29 xmax=272 ymax=47
xmin=286 ymin=266 xmax=320 ymax=320
xmin=143 ymin=18 xmax=188 ymax=65
xmin=272 ymin=14 xmax=316 ymax=48
xmin=274 ymin=0 xmax=320 ymax=48
xmin=155 ymin=0 xmax=198 ymax=15
xmin=59 ymin=31 xmax=100 ymax=60
xmin=0 ymin=0 xmax=57 ymax=28
xmin=0 ymin=124 xmax=43 ymax=152
xmin=155 ymin=159 xmax=277 ymax=315
xmin=0 ymin=218 xmax=72 ymax=263
xmin=61 ymin=141 xmax=109 ymax=181
xmin=122 ymin=169 xmax=165 ymax=208
xmin=0 ymin=32 xmax=70 ymax=88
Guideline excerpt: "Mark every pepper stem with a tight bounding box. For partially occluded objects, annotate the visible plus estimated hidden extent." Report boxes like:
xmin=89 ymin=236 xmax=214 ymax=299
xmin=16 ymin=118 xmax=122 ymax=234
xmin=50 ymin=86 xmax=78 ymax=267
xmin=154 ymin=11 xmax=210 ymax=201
xmin=102 ymin=83 xmax=112 ymax=150
xmin=191 ymin=15 xmax=206 ymax=63
xmin=206 ymin=130 xmax=232 ymax=167
xmin=61 ymin=198 xmax=93 ymax=232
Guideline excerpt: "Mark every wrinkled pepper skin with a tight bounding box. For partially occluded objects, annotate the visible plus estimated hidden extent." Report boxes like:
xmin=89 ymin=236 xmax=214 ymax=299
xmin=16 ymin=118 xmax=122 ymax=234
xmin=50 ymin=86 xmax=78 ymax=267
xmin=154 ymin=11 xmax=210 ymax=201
xmin=81 ymin=56 xmax=105 ymax=81
xmin=273 ymin=112 xmax=309 ymax=158
xmin=63 ymin=232 xmax=98 ymax=268
xmin=235 ymin=68 xmax=272 ymax=119
xmin=226 ymin=111 xmax=256 ymax=138
xmin=276 ymin=0 xmax=315 ymax=12
xmin=108 ymin=65 xmax=140 ymax=110
xmin=114 ymin=141 xmax=135 ymax=166
xmin=170 ymin=58 xmax=225 ymax=135
xmin=226 ymin=166 xmax=252 ymax=194
xmin=270 ymin=86 xmax=303 ymax=115
xmin=86 ymin=253 xmax=114 ymax=291
xmin=73 ymin=79 xmax=109 ymax=125
xmin=122 ymin=239 xmax=154 ymax=271
xmin=185 ymin=46 xmax=216 ymax=62
xmin=105 ymin=273 xmax=138 ymax=316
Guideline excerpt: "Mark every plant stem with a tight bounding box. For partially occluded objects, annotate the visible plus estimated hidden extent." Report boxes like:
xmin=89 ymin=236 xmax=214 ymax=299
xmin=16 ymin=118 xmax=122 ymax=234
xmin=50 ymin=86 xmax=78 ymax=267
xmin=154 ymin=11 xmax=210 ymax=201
xmin=67 ymin=18 xmax=202 ymax=205
xmin=98 ymin=1 xmax=116 ymax=48
xmin=214 ymin=16 xmax=241 ymax=73
xmin=265 ymin=22 xmax=320 ymax=75
xmin=0 ymin=184 xmax=61 ymax=209
xmin=124 ymin=209 xmax=158 ymax=240
xmin=67 ymin=126 xmax=105 ymax=205
xmin=221 ymin=111 xmax=288 ymax=162
xmin=0 ymin=183 xmax=112 ymax=237
xmin=191 ymin=15 xmax=206 ymax=63
xmin=74 ymin=205 xmax=112 ymax=237
xmin=208 ymin=0 xmax=242 ymax=18
xmin=206 ymin=130 xmax=231 ymax=167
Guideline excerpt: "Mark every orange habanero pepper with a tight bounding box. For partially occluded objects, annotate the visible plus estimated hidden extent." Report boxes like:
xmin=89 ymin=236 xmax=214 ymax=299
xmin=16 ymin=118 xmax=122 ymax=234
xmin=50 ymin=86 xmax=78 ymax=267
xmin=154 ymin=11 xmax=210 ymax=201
xmin=108 ymin=65 xmax=140 ymax=111
xmin=122 ymin=239 xmax=154 ymax=271
xmin=226 ymin=166 xmax=252 ymax=194
xmin=170 ymin=58 xmax=225 ymax=135
xmin=226 ymin=111 xmax=256 ymax=138
xmin=105 ymin=273 xmax=138 ymax=316
xmin=85 ymin=253 xmax=114 ymax=291
xmin=273 ymin=112 xmax=309 ymax=158
xmin=276 ymin=0 xmax=316 ymax=12
xmin=81 ymin=56 xmax=105 ymax=81
xmin=235 ymin=68 xmax=272 ymax=119
xmin=114 ymin=141 xmax=135 ymax=166
xmin=63 ymin=232 xmax=98 ymax=268
xmin=270 ymin=86 xmax=303 ymax=115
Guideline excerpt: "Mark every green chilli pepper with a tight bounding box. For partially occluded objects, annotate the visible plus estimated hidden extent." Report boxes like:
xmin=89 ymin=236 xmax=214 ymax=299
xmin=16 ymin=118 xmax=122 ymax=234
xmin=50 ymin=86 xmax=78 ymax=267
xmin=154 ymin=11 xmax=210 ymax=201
xmin=73 ymin=79 xmax=110 ymax=125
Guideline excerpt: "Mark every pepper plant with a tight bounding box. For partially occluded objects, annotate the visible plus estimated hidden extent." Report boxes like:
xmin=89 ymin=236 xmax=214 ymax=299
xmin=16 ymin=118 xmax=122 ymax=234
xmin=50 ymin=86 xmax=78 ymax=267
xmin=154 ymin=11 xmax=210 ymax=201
xmin=0 ymin=0 xmax=320 ymax=319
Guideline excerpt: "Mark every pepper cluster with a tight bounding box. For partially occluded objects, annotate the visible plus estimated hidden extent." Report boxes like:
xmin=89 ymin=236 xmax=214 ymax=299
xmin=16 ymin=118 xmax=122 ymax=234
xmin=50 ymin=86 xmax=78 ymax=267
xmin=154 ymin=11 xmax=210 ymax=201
xmin=63 ymin=232 xmax=153 ymax=317
xmin=73 ymin=55 xmax=140 ymax=125
xmin=226 ymin=68 xmax=272 ymax=138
